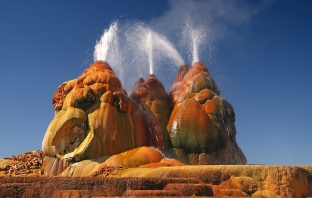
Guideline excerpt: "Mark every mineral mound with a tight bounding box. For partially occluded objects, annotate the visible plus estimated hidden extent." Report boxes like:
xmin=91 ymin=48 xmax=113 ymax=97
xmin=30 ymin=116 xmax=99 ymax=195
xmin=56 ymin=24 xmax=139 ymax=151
xmin=168 ymin=62 xmax=246 ymax=164
xmin=43 ymin=61 xmax=152 ymax=161
xmin=40 ymin=60 xmax=246 ymax=176
xmin=1 ymin=61 xmax=311 ymax=198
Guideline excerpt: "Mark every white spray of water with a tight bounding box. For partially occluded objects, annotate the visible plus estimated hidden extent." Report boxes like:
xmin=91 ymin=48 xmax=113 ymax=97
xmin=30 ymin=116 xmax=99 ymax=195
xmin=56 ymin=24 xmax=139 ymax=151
xmin=125 ymin=23 xmax=185 ymax=75
xmin=146 ymin=31 xmax=153 ymax=74
xmin=92 ymin=18 xmax=212 ymax=91
xmin=93 ymin=21 xmax=125 ymax=85
xmin=155 ymin=33 xmax=185 ymax=66
xmin=94 ymin=21 xmax=119 ymax=61
xmin=181 ymin=17 xmax=206 ymax=65
xmin=109 ymin=22 xmax=186 ymax=91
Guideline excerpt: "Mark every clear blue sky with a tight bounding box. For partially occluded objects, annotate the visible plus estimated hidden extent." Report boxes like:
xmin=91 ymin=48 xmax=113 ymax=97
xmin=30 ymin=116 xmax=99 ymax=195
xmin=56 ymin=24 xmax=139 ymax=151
xmin=0 ymin=0 xmax=311 ymax=165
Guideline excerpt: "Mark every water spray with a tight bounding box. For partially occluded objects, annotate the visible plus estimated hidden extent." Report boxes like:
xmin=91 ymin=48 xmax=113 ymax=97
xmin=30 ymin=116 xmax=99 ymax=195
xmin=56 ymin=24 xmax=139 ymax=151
xmin=94 ymin=21 xmax=119 ymax=62
xmin=181 ymin=17 xmax=206 ymax=65
xmin=146 ymin=30 xmax=153 ymax=74
xmin=93 ymin=18 xmax=212 ymax=91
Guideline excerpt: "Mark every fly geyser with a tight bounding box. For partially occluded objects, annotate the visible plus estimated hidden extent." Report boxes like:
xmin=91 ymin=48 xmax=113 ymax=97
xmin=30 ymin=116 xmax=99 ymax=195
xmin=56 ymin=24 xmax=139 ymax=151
xmin=2 ymin=21 xmax=312 ymax=198
xmin=168 ymin=62 xmax=245 ymax=164
xmin=41 ymin=62 xmax=246 ymax=176
xmin=43 ymin=61 xmax=151 ymax=161
xmin=41 ymin=21 xmax=247 ymax=176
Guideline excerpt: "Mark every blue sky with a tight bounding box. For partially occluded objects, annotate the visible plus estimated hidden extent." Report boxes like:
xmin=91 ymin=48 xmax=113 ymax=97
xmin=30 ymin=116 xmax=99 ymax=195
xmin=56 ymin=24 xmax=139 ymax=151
xmin=0 ymin=0 xmax=311 ymax=165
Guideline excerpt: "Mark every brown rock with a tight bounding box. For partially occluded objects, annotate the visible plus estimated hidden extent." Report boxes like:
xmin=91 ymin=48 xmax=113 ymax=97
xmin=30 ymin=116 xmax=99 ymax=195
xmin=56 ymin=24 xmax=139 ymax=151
xmin=42 ymin=61 xmax=156 ymax=163
xmin=218 ymin=176 xmax=258 ymax=195
xmin=172 ymin=64 xmax=190 ymax=85
xmin=42 ymin=156 xmax=70 ymax=176
xmin=0 ymin=165 xmax=311 ymax=197
xmin=114 ymin=165 xmax=311 ymax=198
xmin=123 ymin=189 xmax=183 ymax=196
xmin=52 ymin=190 xmax=90 ymax=198
xmin=43 ymin=60 xmax=247 ymax=177
xmin=1 ymin=150 xmax=44 ymax=176
xmin=168 ymin=97 xmax=218 ymax=154
xmin=164 ymin=183 xmax=213 ymax=196
xmin=212 ymin=185 xmax=250 ymax=197
xmin=139 ymin=158 xmax=186 ymax=168
xmin=52 ymin=147 xmax=173 ymax=176
xmin=99 ymin=146 xmax=163 ymax=168
xmin=167 ymin=62 xmax=246 ymax=165
xmin=129 ymin=74 xmax=172 ymax=151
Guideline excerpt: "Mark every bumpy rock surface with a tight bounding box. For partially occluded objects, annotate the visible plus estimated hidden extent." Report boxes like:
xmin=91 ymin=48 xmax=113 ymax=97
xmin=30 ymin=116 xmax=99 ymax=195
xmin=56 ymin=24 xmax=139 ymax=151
xmin=42 ymin=61 xmax=185 ymax=176
xmin=168 ymin=62 xmax=247 ymax=165
xmin=111 ymin=165 xmax=312 ymax=198
xmin=42 ymin=146 xmax=184 ymax=177
xmin=129 ymin=74 xmax=172 ymax=151
xmin=42 ymin=60 xmax=247 ymax=177
xmin=1 ymin=165 xmax=311 ymax=198
xmin=0 ymin=151 xmax=44 ymax=176
xmin=43 ymin=61 xmax=158 ymax=162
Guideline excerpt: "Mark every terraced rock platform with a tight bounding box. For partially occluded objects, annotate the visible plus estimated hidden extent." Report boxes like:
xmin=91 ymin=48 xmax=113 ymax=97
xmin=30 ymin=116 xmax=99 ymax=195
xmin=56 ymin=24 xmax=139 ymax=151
xmin=1 ymin=165 xmax=312 ymax=197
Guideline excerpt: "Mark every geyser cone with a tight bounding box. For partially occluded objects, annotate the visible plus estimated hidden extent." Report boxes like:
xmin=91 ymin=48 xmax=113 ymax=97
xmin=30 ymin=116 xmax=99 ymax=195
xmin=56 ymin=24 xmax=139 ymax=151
xmin=43 ymin=61 xmax=152 ymax=162
xmin=172 ymin=64 xmax=190 ymax=85
xmin=167 ymin=62 xmax=247 ymax=165
xmin=129 ymin=74 xmax=172 ymax=151
xmin=169 ymin=62 xmax=219 ymax=106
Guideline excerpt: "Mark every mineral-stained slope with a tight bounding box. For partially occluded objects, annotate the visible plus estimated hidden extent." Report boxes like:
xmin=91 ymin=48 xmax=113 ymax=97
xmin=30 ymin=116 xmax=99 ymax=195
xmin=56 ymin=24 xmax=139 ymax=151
xmin=42 ymin=61 xmax=190 ymax=176
xmin=42 ymin=61 xmax=155 ymax=162
xmin=0 ymin=60 xmax=311 ymax=197
xmin=41 ymin=60 xmax=249 ymax=177
xmin=168 ymin=62 xmax=247 ymax=165
xmin=43 ymin=146 xmax=184 ymax=177
xmin=1 ymin=164 xmax=311 ymax=198
xmin=129 ymin=74 xmax=172 ymax=151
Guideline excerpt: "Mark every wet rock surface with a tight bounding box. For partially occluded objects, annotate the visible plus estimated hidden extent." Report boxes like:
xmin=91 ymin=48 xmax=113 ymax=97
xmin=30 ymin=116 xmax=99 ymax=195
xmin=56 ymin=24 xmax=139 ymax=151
xmin=42 ymin=61 xmax=247 ymax=171
xmin=168 ymin=62 xmax=247 ymax=165
xmin=42 ymin=61 xmax=154 ymax=162
xmin=42 ymin=146 xmax=185 ymax=177
xmin=7 ymin=61 xmax=309 ymax=197
xmin=129 ymin=74 xmax=172 ymax=152
xmin=38 ymin=61 xmax=249 ymax=178
xmin=0 ymin=165 xmax=311 ymax=197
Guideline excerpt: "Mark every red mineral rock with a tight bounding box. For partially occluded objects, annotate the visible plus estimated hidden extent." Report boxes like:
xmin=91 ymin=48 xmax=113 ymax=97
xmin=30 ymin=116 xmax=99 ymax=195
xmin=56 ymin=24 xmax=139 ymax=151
xmin=42 ymin=61 xmax=152 ymax=162
xmin=129 ymin=74 xmax=172 ymax=151
xmin=167 ymin=62 xmax=247 ymax=165
xmin=42 ymin=60 xmax=247 ymax=177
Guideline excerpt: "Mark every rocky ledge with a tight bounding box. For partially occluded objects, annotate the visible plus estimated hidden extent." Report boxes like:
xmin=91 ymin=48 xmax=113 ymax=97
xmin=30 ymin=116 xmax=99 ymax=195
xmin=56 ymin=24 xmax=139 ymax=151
xmin=0 ymin=164 xmax=311 ymax=198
